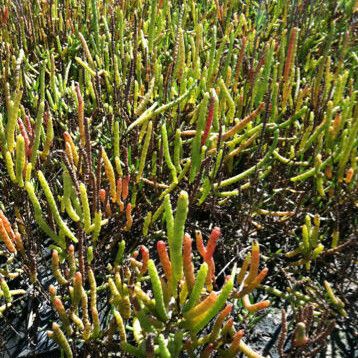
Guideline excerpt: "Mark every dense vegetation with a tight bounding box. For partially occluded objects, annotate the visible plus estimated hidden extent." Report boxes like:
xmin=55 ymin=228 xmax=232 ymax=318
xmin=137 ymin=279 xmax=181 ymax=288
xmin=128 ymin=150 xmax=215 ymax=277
xmin=0 ymin=0 xmax=357 ymax=357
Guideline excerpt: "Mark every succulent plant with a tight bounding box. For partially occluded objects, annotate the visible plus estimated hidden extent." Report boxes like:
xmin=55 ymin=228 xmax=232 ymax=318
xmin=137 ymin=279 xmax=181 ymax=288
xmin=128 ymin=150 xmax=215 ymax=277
xmin=0 ymin=0 xmax=356 ymax=356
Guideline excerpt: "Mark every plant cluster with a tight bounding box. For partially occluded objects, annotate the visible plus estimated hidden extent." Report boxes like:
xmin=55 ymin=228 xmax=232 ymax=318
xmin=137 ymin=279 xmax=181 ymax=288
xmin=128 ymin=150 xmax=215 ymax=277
xmin=0 ymin=0 xmax=356 ymax=357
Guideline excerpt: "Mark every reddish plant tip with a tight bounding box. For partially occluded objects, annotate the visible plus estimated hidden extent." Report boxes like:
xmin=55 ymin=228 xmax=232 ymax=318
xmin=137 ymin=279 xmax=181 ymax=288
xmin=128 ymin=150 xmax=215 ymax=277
xmin=213 ymin=227 xmax=221 ymax=239
xmin=140 ymin=245 xmax=149 ymax=256
xmin=157 ymin=240 xmax=167 ymax=251
xmin=122 ymin=174 xmax=130 ymax=200
xmin=252 ymin=240 xmax=260 ymax=255
xmin=140 ymin=245 xmax=149 ymax=273
xmin=345 ymin=168 xmax=354 ymax=184
xmin=52 ymin=250 xmax=59 ymax=261
xmin=260 ymin=267 xmax=269 ymax=276
xmin=99 ymin=188 xmax=106 ymax=203
xmin=184 ymin=291 xmax=218 ymax=318
xmin=233 ymin=329 xmax=245 ymax=342
xmin=228 ymin=329 xmax=245 ymax=355
xmin=157 ymin=240 xmax=172 ymax=280
xmin=224 ymin=317 xmax=234 ymax=330
xmin=125 ymin=203 xmax=133 ymax=230
xmin=53 ymin=297 xmax=63 ymax=308
xmin=74 ymin=271 xmax=82 ymax=282
xmin=63 ymin=131 xmax=70 ymax=140
xmin=49 ymin=285 xmax=57 ymax=295
xmin=243 ymin=294 xmax=271 ymax=312
xmin=223 ymin=303 xmax=233 ymax=315
xmin=75 ymin=83 xmax=82 ymax=96
xmin=183 ymin=233 xmax=192 ymax=246
xmin=0 ymin=210 xmax=16 ymax=240
xmin=212 ymin=226 xmax=221 ymax=237
xmin=68 ymin=244 xmax=74 ymax=253
xmin=0 ymin=221 xmax=16 ymax=254
xmin=195 ymin=230 xmax=207 ymax=257
xmin=205 ymin=227 xmax=221 ymax=259
xmin=257 ymin=300 xmax=271 ymax=311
